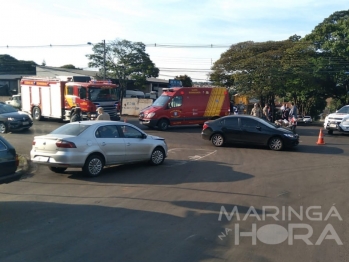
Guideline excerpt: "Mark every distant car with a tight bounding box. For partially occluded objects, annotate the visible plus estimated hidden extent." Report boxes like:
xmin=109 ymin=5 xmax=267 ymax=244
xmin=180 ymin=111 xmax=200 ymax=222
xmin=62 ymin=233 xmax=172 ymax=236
xmin=201 ymin=115 xmax=299 ymax=151
xmin=302 ymin=116 xmax=312 ymax=123
xmin=30 ymin=121 xmax=168 ymax=177
xmin=0 ymin=102 xmax=33 ymax=134
xmin=0 ymin=135 xmax=19 ymax=177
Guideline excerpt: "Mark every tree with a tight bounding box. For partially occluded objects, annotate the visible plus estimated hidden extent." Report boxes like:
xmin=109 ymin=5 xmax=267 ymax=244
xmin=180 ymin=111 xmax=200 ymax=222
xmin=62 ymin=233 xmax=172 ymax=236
xmin=60 ymin=64 xmax=82 ymax=69
xmin=86 ymin=39 xmax=159 ymax=112
xmin=175 ymin=74 xmax=193 ymax=87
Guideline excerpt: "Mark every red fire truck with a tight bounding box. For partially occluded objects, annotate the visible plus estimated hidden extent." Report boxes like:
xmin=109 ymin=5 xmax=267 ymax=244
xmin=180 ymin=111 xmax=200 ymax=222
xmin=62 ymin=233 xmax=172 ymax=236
xmin=20 ymin=77 xmax=120 ymax=121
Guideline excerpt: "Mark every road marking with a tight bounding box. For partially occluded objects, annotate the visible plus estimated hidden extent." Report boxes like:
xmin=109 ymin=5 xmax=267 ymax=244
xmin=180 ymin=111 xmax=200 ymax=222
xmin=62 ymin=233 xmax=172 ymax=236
xmin=165 ymin=148 xmax=217 ymax=167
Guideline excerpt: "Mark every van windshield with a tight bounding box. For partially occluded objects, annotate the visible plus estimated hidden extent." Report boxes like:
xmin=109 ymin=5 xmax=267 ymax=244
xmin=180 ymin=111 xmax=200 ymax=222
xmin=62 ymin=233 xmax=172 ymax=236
xmin=152 ymin=95 xmax=170 ymax=107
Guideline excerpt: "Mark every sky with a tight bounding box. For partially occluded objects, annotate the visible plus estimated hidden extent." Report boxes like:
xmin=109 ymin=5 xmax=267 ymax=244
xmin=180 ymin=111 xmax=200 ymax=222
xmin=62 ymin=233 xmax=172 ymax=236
xmin=0 ymin=0 xmax=348 ymax=81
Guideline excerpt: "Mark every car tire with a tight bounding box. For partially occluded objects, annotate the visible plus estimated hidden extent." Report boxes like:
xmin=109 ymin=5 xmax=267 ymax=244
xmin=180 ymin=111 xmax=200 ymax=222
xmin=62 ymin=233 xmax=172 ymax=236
xmin=32 ymin=107 xmax=42 ymax=121
xmin=149 ymin=147 xmax=165 ymax=165
xmin=49 ymin=167 xmax=67 ymax=173
xmin=268 ymin=136 xmax=283 ymax=151
xmin=157 ymin=119 xmax=169 ymax=131
xmin=0 ymin=122 xmax=8 ymax=134
xmin=211 ymin=133 xmax=224 ymax=147
xmin=327 ymin=130 xmax=333 ymax=135
xmin=82 ymin=154 xmax=104 ymax=177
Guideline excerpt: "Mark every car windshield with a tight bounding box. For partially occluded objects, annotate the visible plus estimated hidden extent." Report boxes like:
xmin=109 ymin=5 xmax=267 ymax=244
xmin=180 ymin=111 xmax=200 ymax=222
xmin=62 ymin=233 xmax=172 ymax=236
xmin=0 ymin=104 xmax=17 ymax=114
xmin=89 ymin=87 xmax=119 ymax=102
xmin=337 ymin=106 xmax=349 ymax=114
xmin=50 ymin=123 xmax=91 ymax=136
xmin=152 ymin=95 xmax=170 ymax=107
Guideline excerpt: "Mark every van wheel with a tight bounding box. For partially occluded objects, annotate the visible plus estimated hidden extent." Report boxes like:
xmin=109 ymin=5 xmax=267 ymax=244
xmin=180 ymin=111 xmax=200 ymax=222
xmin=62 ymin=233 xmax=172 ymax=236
xmin=158 ymin=119 xmax=169 ymax=131
xmin=32 ymin=107 xmax=42 ymax=121
xmin=82 ymin=154 xmax=104 ymax=177
xmin=0 ymin=122 xmax=8 ymax=134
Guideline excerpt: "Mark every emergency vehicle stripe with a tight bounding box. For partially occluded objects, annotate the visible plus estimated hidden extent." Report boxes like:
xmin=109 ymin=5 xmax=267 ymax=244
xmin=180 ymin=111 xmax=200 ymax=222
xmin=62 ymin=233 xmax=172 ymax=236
xmin=203 ymin=88 xmax=225 ymax=117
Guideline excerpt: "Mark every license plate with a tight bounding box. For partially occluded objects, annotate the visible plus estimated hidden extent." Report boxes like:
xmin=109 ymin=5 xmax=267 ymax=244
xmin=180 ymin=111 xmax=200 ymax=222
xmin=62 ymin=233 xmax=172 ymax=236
xmin=329 ymin=124 xmax=337 ymax=128
xmin=22 ymin=121 xmax=29 ymax=125
xmin=36 ymin=156 xmax=49 ymax=162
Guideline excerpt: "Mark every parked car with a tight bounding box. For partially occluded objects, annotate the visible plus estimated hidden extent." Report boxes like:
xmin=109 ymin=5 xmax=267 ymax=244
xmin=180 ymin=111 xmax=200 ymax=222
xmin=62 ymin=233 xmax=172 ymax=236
xmin=201 ymin=115 xmax=299 ymax=151
xmin=324 ymin=105 xmax=349 ymax=134
xmin=0 ymin=102 xmax=33 ymax=133
xmin=30 ymin=121 xmax=168 ymax=177
xmin=0 ymin=135 xmax=19 ymax=177
xmin=302 ymin=116 xmax=312 ymax=123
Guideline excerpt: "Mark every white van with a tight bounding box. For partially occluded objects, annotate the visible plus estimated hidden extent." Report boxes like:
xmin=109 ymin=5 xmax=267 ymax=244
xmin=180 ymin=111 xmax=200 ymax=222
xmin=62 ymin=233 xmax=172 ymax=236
xmin=125 ymin=90 xmax=145 ymax=99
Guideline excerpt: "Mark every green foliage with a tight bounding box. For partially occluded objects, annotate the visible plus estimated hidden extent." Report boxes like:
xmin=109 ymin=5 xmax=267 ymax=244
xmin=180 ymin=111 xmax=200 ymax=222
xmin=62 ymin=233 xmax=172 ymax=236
xmin=175 ymin=74 xmax=193 ymax=87
xmin=86 ymin=39 xmax=159 ymax=92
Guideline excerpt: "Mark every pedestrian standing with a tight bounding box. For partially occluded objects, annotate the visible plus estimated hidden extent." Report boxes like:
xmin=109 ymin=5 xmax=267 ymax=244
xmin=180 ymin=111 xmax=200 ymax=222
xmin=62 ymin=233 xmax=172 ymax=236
xmin=250 ymin=103 xmax=262 ymax=118
xmin=96 ymin=107 xmax=111 ymax=120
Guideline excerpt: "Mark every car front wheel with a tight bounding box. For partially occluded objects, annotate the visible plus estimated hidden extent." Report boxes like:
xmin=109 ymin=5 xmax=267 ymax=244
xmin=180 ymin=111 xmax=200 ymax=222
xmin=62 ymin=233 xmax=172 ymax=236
xmin=211 ymin=133 xmax=224 ymax=147
xmin=83 ymin=154 xmax=104 ymax=177
xmin=268 ymin=136 xmax=283 ymax=151
xmin=150 ymin=147 xmax=165 ymax=165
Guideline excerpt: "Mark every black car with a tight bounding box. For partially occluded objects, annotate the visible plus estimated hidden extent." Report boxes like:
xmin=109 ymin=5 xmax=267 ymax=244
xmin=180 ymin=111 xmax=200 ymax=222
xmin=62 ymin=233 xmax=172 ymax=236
xmin=0 ymin=135 xmax=18 ymax=177
xmin=0 ymin=102 xmax=33 ymax=133
xmin=201 ymin=115 xmax=299 ymax=151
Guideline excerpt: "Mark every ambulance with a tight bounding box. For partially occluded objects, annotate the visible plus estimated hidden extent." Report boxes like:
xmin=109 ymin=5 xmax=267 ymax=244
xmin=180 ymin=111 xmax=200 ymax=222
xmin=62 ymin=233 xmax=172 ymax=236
xmin=139 ymin=87 xmax=230 ymax=130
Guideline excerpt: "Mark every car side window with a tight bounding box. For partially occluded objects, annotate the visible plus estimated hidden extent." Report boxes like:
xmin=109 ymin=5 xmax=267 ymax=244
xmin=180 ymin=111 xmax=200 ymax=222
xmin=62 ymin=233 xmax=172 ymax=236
xmin=119 ymin=125 xmax=144 ymax=139
xmin=169 ymin=96 xmax=183 ymax=108
xmin=225 ymin=118 xmax=239 ymax=127
xmin=95 ymin=125 xmax=119 ymax=138
xmin=241 ymin=118 xmax=258 ymax=128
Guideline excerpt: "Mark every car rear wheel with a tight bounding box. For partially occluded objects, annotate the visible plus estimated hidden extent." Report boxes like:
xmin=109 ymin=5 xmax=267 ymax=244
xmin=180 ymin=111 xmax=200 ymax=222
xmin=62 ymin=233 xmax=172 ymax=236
xmin=49 ymin=167 xmax=67 ymax=173
xmin=149 ymin=147 xmax=165 ymax=165
xmin=268 ymin=136 xmax=283 ymax=151
xmin=32 ymin=107 xmax=42 ymax=121
xmin=83 ymin=154 xmax=104 ymax=177
xmin=158 ymin=119 xmax=169 ymax=131
xmin=211 ymin=133 xmax=224 ymax=147
xmin=0 ymin=122 xmax=8 ymax=134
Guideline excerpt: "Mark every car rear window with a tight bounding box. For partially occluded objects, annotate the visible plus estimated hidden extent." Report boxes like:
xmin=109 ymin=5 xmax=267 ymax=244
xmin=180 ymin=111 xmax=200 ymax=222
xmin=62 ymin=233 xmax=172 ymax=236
xmin=50 ymin=124 xmax=90 ymax=136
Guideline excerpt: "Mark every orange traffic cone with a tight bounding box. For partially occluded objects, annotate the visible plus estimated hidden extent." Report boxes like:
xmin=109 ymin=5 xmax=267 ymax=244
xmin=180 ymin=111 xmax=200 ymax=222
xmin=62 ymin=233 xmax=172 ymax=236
xmin=316 ymin=129 xmax=325 ymax=145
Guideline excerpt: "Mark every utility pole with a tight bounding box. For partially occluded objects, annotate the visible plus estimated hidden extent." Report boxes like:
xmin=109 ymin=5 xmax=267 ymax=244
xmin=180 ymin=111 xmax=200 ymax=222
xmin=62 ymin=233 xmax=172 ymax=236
xmin=103 ymin=39 xmax=106 ymax=80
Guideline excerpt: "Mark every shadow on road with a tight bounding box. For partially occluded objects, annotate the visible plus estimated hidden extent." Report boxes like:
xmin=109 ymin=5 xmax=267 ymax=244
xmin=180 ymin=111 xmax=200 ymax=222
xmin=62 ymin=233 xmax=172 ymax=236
xmin=66 ymin=160 xmax=254 ymax=185
xmin=0 ymin=201 xmax=237 ymax=262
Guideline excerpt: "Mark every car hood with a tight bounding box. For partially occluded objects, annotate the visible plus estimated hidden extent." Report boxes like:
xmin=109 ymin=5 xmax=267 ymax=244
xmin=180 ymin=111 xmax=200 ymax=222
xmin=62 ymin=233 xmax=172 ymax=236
xmin=147 ymin=135 xmax=165 ymax=140
xmin=1 ymin=111 xmax=32 ymax=120
xmin=327 ymin=112 xmax=349 ymax=120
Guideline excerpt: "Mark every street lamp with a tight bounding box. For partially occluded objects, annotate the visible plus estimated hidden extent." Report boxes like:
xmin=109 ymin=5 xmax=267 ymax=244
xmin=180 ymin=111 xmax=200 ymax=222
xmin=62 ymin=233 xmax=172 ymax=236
xmin=87 ymin=40 xmax=106 ymax=80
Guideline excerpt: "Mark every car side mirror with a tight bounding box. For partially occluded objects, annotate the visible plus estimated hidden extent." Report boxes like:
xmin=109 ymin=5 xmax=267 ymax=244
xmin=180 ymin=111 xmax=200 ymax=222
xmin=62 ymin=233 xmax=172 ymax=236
xmin=256 ymin=126 xmax=261 ymax=131
xmin=141 ymin=133 xmax=147 ymax=139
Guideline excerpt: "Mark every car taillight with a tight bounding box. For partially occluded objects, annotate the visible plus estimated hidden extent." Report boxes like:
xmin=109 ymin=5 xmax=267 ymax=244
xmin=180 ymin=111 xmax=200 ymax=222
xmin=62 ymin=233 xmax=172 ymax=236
xmin=203 ymin=123 xmax=209 ymax=130
xmin=56 ymin=140 xmax=76 ymax=148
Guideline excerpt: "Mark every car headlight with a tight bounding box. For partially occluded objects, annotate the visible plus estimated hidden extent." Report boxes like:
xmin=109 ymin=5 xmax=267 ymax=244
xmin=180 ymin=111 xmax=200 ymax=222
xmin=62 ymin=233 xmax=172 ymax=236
xmin=283 ymin=133 xmax=295 ymax=138
xmin=342 ymin=118 xmax=349 ymax=124
xmin=147 ymin=112 xmax=155 ymax=118
xmin=7 ymin=117 xmax=16 ymax=121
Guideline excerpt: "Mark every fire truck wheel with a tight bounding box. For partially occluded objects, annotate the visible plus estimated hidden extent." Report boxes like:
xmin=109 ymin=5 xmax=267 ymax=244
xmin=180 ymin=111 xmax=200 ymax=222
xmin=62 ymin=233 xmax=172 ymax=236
xmin=32 ymin=107 xmax=42 ymax=121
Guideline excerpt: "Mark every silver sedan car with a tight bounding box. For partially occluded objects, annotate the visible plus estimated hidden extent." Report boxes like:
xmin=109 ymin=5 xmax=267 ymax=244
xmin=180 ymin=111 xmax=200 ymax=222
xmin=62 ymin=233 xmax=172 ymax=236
xmin=30 ymin=121 xmax=168 ymax=177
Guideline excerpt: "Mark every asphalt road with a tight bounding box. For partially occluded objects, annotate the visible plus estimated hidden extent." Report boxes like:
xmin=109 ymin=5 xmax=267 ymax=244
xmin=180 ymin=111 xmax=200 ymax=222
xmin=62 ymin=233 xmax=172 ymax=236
xmin=0 ymin=118 xmax=348 ymax=262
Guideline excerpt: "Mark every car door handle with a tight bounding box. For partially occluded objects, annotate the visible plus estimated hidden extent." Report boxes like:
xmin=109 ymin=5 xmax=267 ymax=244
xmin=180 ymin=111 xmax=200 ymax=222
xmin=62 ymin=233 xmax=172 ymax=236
xmin=101 ymin=142 xmax=106 ymax=146
xmin=126 ymin=143 xmax=131 ymax=146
